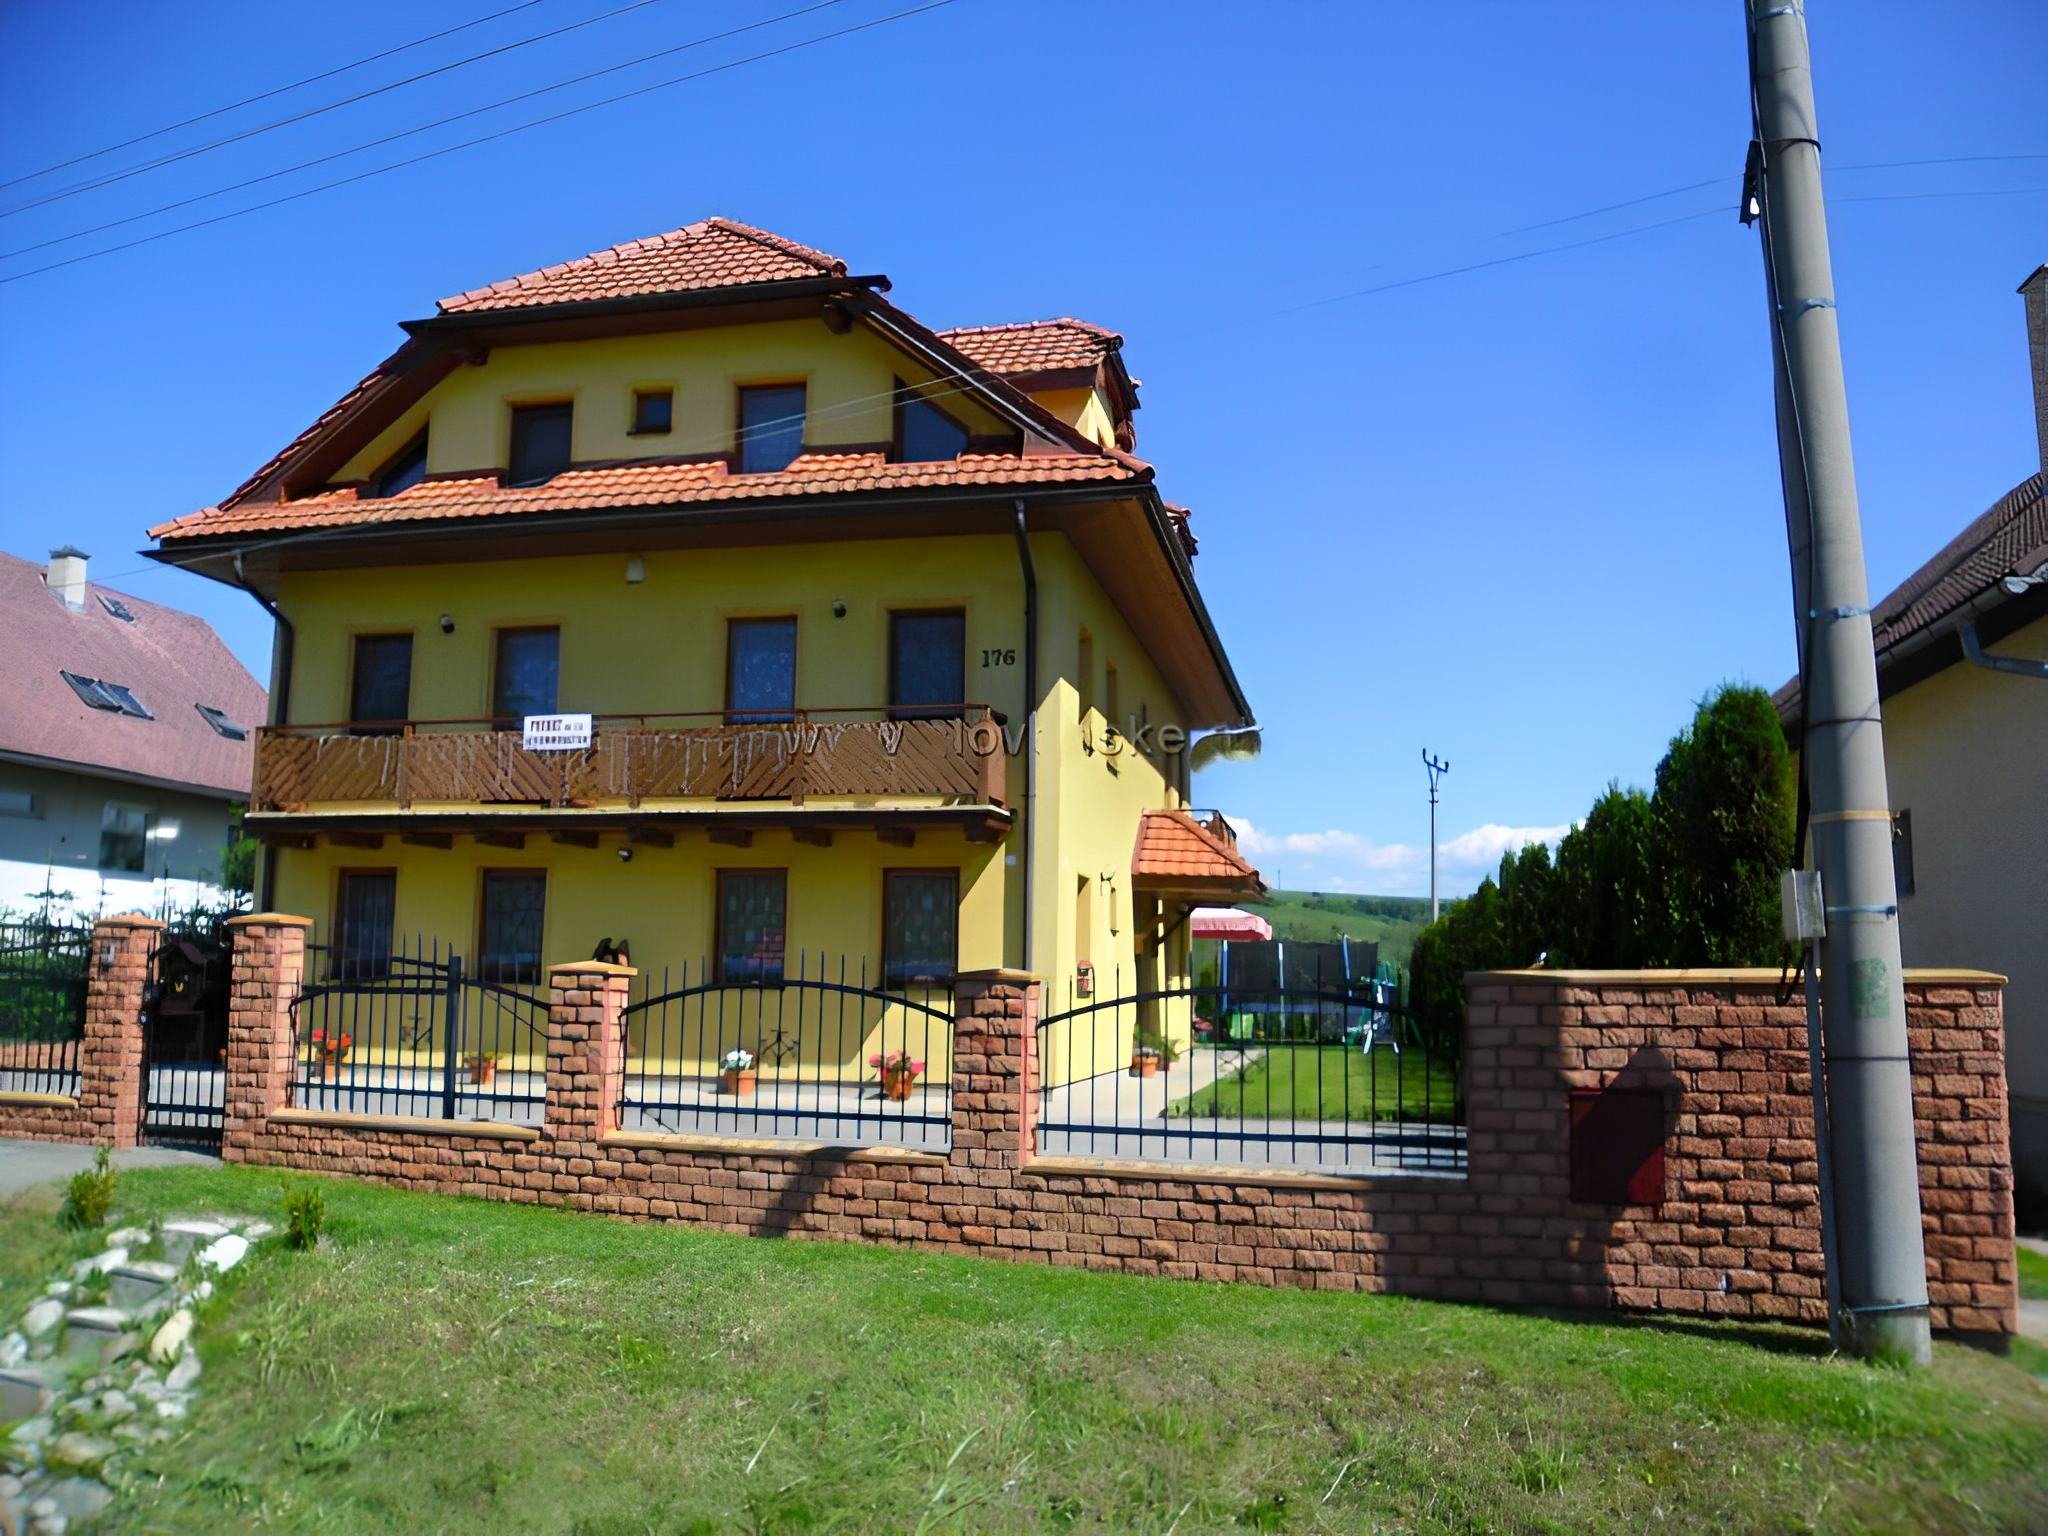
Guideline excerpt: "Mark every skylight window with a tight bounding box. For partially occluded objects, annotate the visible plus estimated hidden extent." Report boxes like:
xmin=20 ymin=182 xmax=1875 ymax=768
xmin=196 ymin=704 xmax=248 ymax=740
xmin=97 ymin=593 xmax=136 ymax=622
xmin=59 ymin=670 xmax=153 ymax=719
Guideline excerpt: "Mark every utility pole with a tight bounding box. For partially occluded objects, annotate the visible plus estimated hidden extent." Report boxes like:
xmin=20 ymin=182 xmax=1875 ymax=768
xmin=1422 ymin=750 xmax=1449 ymax=922
xmin=1744 ymin=0 xmax=1929 ymax=1365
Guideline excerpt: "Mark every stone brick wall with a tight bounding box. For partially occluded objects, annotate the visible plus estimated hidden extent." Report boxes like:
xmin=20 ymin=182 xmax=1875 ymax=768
xmin=0 ymin=915 xmax=159 ymax=1147
xmin=214 ymin=932 xmax=2019 ymax=1340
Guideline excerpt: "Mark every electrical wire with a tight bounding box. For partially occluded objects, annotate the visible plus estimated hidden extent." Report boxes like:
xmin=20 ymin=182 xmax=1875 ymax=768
xmin=0 ymin=0 xmax=557 ymax=193
xmin=0 ymin=0 xmax=676 ymax=220
xmin=0 ymin=0 xmax=958 ymax=288
xmin=0 ymin=0 xmax=850 ymax=264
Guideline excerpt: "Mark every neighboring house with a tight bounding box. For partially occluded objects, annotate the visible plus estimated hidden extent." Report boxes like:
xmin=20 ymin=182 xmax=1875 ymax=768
xmin=144 ymin=217 xmax=1262 ymax=1068
xmin=0 ymin=547 xmax=266 ymax=916
xmin=1777 ymin=264 xmax=2048 ymax=1212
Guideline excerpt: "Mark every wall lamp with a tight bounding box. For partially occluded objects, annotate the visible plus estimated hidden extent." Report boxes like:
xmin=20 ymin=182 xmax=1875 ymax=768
xmin=439 ymin=612 xmax=455 ymax=634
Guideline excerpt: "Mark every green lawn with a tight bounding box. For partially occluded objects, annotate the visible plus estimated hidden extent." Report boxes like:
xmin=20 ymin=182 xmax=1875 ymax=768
xmin=1172 ymin=1044 xmax=1459 ymax=1122
xmin=2018 ymin=1243 xmax=2048 ymax=1302
xmin=5 ymin=1167 xmax=2044 ymax=1533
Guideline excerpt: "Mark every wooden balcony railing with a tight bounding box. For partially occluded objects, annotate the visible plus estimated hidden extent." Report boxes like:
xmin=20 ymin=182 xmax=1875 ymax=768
xmin=252 ymin=707 xmax=1008 ymax=813
xmin=1185 ymin=808 xmax=1239 ymax=852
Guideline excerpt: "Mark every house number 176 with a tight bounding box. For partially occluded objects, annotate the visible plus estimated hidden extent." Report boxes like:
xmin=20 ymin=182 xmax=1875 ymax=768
xmin=980 ymin=648 xmax=1017 ymax=667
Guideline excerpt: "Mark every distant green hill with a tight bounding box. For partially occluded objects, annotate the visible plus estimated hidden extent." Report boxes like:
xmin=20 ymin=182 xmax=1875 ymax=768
xmin=1231 ymin=889 xmax=1432 ymax=976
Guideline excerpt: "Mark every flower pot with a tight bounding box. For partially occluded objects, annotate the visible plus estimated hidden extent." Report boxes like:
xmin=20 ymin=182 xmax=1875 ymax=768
xmin=321 ymin=1060 xmax=340 ymax=1083
xmin=881 ymin=1069 xmax=917 ymax=1102
xmin=722 ymin=1067 xmax=757 ymax=1097
xmin=468 ymin=1060 xmax=497 ymax=1086
xmin=1130 ymin=1054 xmax=1159 ymax=1079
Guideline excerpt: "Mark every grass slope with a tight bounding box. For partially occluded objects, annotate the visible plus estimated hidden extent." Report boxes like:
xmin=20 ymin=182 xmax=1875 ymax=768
xmin=1171 ymin=1045 xmax=1458 ymax=1122
xmin=4 ymin=1167 xmax=2044 ymax=1534
xmin=1239 ymin=891 xmax=1431 ymax=977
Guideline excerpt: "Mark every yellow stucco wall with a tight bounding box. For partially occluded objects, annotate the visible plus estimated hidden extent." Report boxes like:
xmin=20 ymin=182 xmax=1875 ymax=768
xmin=336 ymin=319 xmax=1012 ymax=481
xmin=1031 ymin=386 xmax=1119 ymax=451
xmin=1876 ymin=614 xmax=2048 ymax=1194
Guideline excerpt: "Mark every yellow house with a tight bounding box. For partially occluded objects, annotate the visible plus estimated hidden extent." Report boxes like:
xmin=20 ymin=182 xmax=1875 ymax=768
xmin=147 ymin=217 xmax=1263 ymax=1095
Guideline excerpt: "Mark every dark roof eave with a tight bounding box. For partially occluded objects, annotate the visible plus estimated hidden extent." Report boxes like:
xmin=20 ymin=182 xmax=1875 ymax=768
xmin=401 ymin=273 xmax=891 ymax=336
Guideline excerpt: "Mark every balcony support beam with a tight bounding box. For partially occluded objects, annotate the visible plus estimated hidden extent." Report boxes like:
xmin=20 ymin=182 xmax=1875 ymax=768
xmin=707 ymin=827 xmax=753 ymax=848
xmin=476 ymin=830 xmax=527 ymax=849
xmin=792 ymin=827 xmax=833 ymax=848
xmin=876 ymin=827 xmax=916 ymax=847
xmin=401 ymin=832 xmax=454 ymax=849
xmin=627 ymin=827 xmax=675 ymax=848
xmin=330 ymin=831 xmax=384 ymax=850
xmin=550 ymin=830 xmax=599 ymax=849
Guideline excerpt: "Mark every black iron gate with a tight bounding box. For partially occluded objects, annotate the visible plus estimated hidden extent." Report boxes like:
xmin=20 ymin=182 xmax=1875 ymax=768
xmin=0 ymin=919 xmax=89 ymax=1098
xmin=139 ymin=916 xmax=233 ymax=1148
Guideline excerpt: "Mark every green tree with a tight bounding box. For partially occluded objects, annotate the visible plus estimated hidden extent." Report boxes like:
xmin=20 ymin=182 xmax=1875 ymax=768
xmin=1651 ymin=684 xmax=1796 ymax=966
xmin=1497 ymin=841 xmax=1555 ymax=969
xmin=221 ymin=803 xmax=258 ymax=899
xmin=1548 ymin=784 xmax=1661 ymax=968
xmin=1407 ymin=877 xmax=1504 ymax=1052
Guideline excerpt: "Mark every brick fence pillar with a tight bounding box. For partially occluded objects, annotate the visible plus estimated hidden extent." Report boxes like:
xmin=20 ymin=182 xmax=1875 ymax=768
xmin=545 ymin=962 xmax=634 ymax=1145
xmin=950 ymin=970 xmax=1040 ymax=1178
xmin=74 ymin=914 xmax=163 ymax=1148
xmin=222 ymin=914 xmax=312 ymax=1161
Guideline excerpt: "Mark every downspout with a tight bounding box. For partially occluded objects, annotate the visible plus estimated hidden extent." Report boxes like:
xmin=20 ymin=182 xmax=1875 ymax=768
xmin=232 ymin=550 xmax=293 ymax=911
xmin=1011 ymin=499 xmax=1038 ymax=975
xmin=1958 ymin=616 xmax=2048 ymax=680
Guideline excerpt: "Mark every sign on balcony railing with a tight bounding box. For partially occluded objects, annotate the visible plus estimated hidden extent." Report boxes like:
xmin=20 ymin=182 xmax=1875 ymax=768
xmin=522 ymin=713 xmax=593 ymax=751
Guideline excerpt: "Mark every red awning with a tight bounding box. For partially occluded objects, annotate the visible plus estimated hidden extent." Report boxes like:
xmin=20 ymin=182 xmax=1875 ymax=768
xmin=1189 ymin=906 xmax=1273 ymax=940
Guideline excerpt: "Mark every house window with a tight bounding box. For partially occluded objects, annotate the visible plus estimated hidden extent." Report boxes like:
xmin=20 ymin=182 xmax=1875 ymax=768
xmin=882 ymin=870 xmax=957 ymax=988
xmin=492 ymin=627 xmax=560 ymax=724
xmin=889 ymin=610 xmax=965 ymax=720
xmin=366 ymin=430 xmax=428 ymax=498
xmin=98 ymin=802 xmax=150 ymax=872
xmin=0 ymin=789 xmax=37 ymax=818
xmin=892 ymin=385 xmax=969 ymax=463
xmin=349 ymin=633 xmax=413 ymax=732
xmin=1892 ymin=809 xmax=1916 ymax=897
xmin=726 ymin=617 xmax=797 ymax=723
xmin=631 ymin=390 xmax=673 ymax=435
xmin=508 ymin=403 xmax=574 ymax=486
xmin=716 ymin=870 xmax=787 ymax=984
xmin=195 ymin=704 xmax=248 ymax=740
xmin=480 ymin=870 xmax=547 ymax=985
xmin=737 ymin=384 xmax=805 ymax=473
xmin=335 ymin=871 xmax=397 ymax=979
xmin=97 ymin=594 xmax=136 ymax=623
xmin=60 ymin=671 xmax=152 ymax=719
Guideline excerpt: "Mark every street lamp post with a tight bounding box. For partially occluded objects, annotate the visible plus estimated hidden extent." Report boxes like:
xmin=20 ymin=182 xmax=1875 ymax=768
xmin=1422 ymin=750 xmax=1450 ymax=922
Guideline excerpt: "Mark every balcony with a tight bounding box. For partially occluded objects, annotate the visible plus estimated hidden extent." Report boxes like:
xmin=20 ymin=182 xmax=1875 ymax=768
xmin=251 ymin=707 xmax=1008 ymax=816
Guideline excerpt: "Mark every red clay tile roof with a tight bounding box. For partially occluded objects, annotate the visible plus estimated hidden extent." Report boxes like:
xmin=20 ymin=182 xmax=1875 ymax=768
xmin=937 ymin=319 xmax=1122 ymax=376
xmin=437 ymin=217 xmax=847 ymax=314
xmin=152 ymin=453 xmax=1141 ymax=543
xmin=1132 ymin=810 xmax=1265 ymax=892
xmin=0 ymin=551 xmax=266 ymax=798
xmin=1776 ymin=472 xmax=2047 ymax=718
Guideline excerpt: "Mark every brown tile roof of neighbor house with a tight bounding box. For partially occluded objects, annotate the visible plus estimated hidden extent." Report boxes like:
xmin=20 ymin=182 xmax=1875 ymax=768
xmin=0 ymin=551 xmax=267 ymax=798
xmin=150 ymin=452 xmax=1141 ymax=542
xmin=1131 ymin=810 xmax=1266 ymax=893
xmin=1776 ymin=471 xmax=2048 ymax=719
xmin=937 ymin=319 xmax=1123 ymax=376
xmin=437 ymin=217 xmax=847 ymax=314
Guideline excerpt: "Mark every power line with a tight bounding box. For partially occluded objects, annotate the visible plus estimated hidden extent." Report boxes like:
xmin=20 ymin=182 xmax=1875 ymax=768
xmin=0 ymin=0 xmax=556 ymax=193
xmin=0 ymin=0 xmax=673 ymax=220
xmin=0 ymin=0 xmax=850 ymax=264
xmin=0 ymin=0 xmax=961 ymax=288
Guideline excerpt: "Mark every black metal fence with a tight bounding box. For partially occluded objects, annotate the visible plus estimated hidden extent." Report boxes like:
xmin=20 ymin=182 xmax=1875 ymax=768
xmin=620 ymin=954 xmax=953 ymax=1150
xmin=290 ymin=936 xmax=549 ymax=1125
xmin=0 ymin=919 xmax=90 ymax=1097
xmin=1035 ymin=974 xmax=1464 ymax=1174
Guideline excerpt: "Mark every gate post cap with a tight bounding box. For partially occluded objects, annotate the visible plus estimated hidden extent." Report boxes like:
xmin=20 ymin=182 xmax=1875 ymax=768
xmin=224 ymin=912 xmax=316 ymax=929
xmin=548 ymin=960 xmax=637 ymax=977
xmin=94 ymin=912 xmax=167 ymax=930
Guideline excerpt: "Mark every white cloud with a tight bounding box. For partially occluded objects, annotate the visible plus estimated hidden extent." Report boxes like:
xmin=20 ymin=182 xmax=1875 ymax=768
xmin=1234 ymin=818 xmax=1568 ymax=897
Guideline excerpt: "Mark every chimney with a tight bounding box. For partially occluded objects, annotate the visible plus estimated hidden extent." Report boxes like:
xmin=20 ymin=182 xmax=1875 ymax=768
xmin=46 ymin=546 xmax=89 ymax=612
xmin=2022 ymin=264 xmax=2048 ymax=479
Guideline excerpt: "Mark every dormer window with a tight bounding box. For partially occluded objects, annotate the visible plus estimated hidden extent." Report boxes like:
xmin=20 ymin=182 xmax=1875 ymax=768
xmin=366 ymin=430 xmax=428 ymax=498
xmin=631 ymin=389 xmax=673 ymax=435
xmin=509 ymin=403 xmax=573 ymax=486
xmin=892 ymin=385 xmax=969 ymax=464
xmin=97 ymin=593 xmax=136 ymax=622
xmin=196 ymin=704 xmax=248 ymax=740
xmin=736 ymin=384 xmax=805 ymax=473
xmin=60 ymin=671 xmax=152 ymax=719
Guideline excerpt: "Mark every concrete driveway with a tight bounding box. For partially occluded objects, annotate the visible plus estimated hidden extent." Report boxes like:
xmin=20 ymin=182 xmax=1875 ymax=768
xmin=0 ymin=1140 xmax=217 ymax=1196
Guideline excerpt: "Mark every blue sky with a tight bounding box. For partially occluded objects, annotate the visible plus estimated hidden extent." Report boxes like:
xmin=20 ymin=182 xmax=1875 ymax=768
xmin=1 ymin=0 xmax=2041 ymax=897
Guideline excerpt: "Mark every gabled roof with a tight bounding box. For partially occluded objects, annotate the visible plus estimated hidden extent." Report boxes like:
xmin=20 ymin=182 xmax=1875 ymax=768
xmin=1776 ymin=472 xmax=2047 ymax=720
xmin=938 ymin=318 xmax=1122 ymax=377
xmin=151 ymin=453 xmax=1140 ymax=542
xmin=0 ymin=552 xmax=266 ymax=799
xmin=1132 ymin=810 xmax=1266 ymax=895
xmin=437 ymin=217 xmax=849 ymax=315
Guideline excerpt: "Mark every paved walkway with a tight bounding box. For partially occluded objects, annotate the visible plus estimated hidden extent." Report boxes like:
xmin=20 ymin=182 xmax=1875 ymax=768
xmin=0 ymin=1139 xmax=217 ymax=1195
xmin=2019 ymin=1235 xmax=2047 ymax=1343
